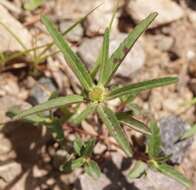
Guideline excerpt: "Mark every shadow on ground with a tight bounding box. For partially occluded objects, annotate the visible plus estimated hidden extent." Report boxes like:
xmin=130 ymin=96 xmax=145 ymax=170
xmin=1 ymin=121 xmax=139 ymax=190
xmin=1 ymin=121 xmax=70 ymax=190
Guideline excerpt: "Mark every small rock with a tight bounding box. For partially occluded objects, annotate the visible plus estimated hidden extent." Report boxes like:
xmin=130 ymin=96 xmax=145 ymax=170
xmin=0 ymin=133 xmax=14 ymax=161
xmin=158 ymin=115 xmax=193 ymax=164
xmin=78 ymin=37 xmax=102 ymax=69
xmin=153 ymin=34 xmax=174 ymax=52
xmin=84 ymin=0 xmax=120 ymax=36
xmin=126 ymin=0 xmax=184 ymax=27
xmin=0 ymin=162 xmax=22 ymax=189
xmin=0 ymin=73 xmax=20 ymax=97
xmin=74 ymin=173 xmax=111 ymax=190
xmin=0 ymin=5 xmax=31 ymax=52
xmin=78 ymin=34 xmax=145 ymax=78
xmin=59 ymin=20 xmax=83 ymax=42
xmin=29 ymin=77 xmax=57 ymax=105
xmin=93 ymin=142 xmax=107 ymax=155
xmin=55 ymin=0 xmax=93 ymax=19
xmin=0 ymin=96 xmax=30 ymax=123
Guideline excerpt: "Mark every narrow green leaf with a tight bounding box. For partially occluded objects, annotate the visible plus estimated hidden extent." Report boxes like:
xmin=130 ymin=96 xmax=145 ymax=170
xmin=61 ymin=157 xmax=86 ymax=172
xmin=108 ymin=77 xmax=178 ymax=100
xmin=90 ymin=59 xmax=100 ymax=79
xmin=122 ymin=92 xmax=139 ymax=104
xmin=82 ymin=139 xmax=96 ymax=157
xmin=90 ymin=2 xmax=117 ymax=79
xmin=98 ymin=28 xmax=110 ymax=85
xmin=24 ymin=0 xmax=45 ymax=11
xmin=68 ymin=103 xmax=97 ymax=125
xmin=128 ymin=161 xmax=147 ymax=180
xmin=41 ymin=16 xmax=94 ymax=91
xmin=14 ymin=95 xmax=84 ymax=119
xmin=117 ymin=114 xmax=150 ymax=135
xmin=127 ymin=103 xmax=144 ymax=116
xmin=105 ymin=12 xmax=158 ymax=84
xmin=73 ymin=137 xmax=84 ymax=156
xmin=147 ymin=121 xmax=161 ymax=159
xmin=155 ymin=163 xmax=192 ymax=188
xmin=85 ymin=160 xmax=101 ymax=178
xmin=7 ymin=106 xmax=52 ymax=124
xmin=97 ymin=105 xmax=132 ymax=157
xmin=180 ymin=124 xmax=196 ymax=140
xmin=108 ymin=1 xmax=118 ymax=32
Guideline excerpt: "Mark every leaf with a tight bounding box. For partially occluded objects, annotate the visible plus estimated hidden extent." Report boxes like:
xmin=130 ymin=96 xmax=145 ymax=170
xmin=128 ymin=161 xmax=147 ymax=180
xmin=105 ymin=12 xmax=158 ymax=84
xmin=41 ymin=16 xmax=94 ymax=91
xmin=122 ymin=92 xmax=139 ymax=104
xmin=73 ymin=137 xmax=84 ymax=156
xmin=98 ymin=28 xmax=110 ymax=85
xmin=155 ymin=163 xmax=192 ymax=188
xmin=61 ymin=157 xmax=86 ymax=172
xmin=7 ymin=106 xmax=51 ymax=124
xmin=108 ymin=77 xmax=178 ymax=100
xmin=68 ymin=103 xmax=97 ymax=125
xmin=85 ymin=160 xmax=101 ymax=178
xmin=48 ymin=119 xmax=65 ymax=142
xmin=14 ymin=95 xmax=84 ymax=119
xmin=147 ymin=121 xmax=161 ymax=159
xmin=117 ymin=114 xmax=151 ymax=135
xmin=180 ymin=124 xmax=196 ymax=140
xmin=127 ymin=103 xmax=144 ymax=116
xmin=90 ymin=4 xmax=117 ymax=79
xmin=24 ymin=0 xmax=45 ymax=11
xmin=97 ymin=105 xmax=133 ymax=157
xmin=82 ymin=139 xmax=96 ymax=157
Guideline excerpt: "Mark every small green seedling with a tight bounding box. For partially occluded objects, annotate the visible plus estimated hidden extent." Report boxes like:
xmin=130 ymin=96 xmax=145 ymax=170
xmin=12 ymin=8 xmax=191 ymax=188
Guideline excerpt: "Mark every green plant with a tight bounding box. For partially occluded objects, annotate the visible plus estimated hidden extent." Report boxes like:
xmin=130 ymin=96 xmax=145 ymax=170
xmin=12 ymin=10 xmax=192 ymax=187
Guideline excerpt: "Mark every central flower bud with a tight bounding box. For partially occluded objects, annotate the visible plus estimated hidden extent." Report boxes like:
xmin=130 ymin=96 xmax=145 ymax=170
xmin=89 ymin=86 xmax=106 ymax=102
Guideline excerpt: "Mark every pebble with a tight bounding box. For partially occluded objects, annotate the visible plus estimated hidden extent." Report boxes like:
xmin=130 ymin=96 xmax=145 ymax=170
xmin=84 ymin=0 xmax=120 ymax=36
xmin=28 ymin=77 xmax=57 ymax=105
xmin=0 ymin=5 xmax=31 ymax=52
xmin=0 ymin=162 xmax=22 ymax=189
xmin=153 ymin=34 xmax=174 ymax=52
xmin=158 ymin=115 xmax=193 ymax=164
xmin=0 ymin=96 xmax=30 ymax=123
xmin=126 ymin=0 xmax=184 ymax=28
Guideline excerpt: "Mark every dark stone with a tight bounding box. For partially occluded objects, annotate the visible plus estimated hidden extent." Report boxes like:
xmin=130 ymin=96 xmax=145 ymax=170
xmin=28 ymin=77 xmax=57 ymax=105
xmin=158 ymin=115 xmax=193 ymax=164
